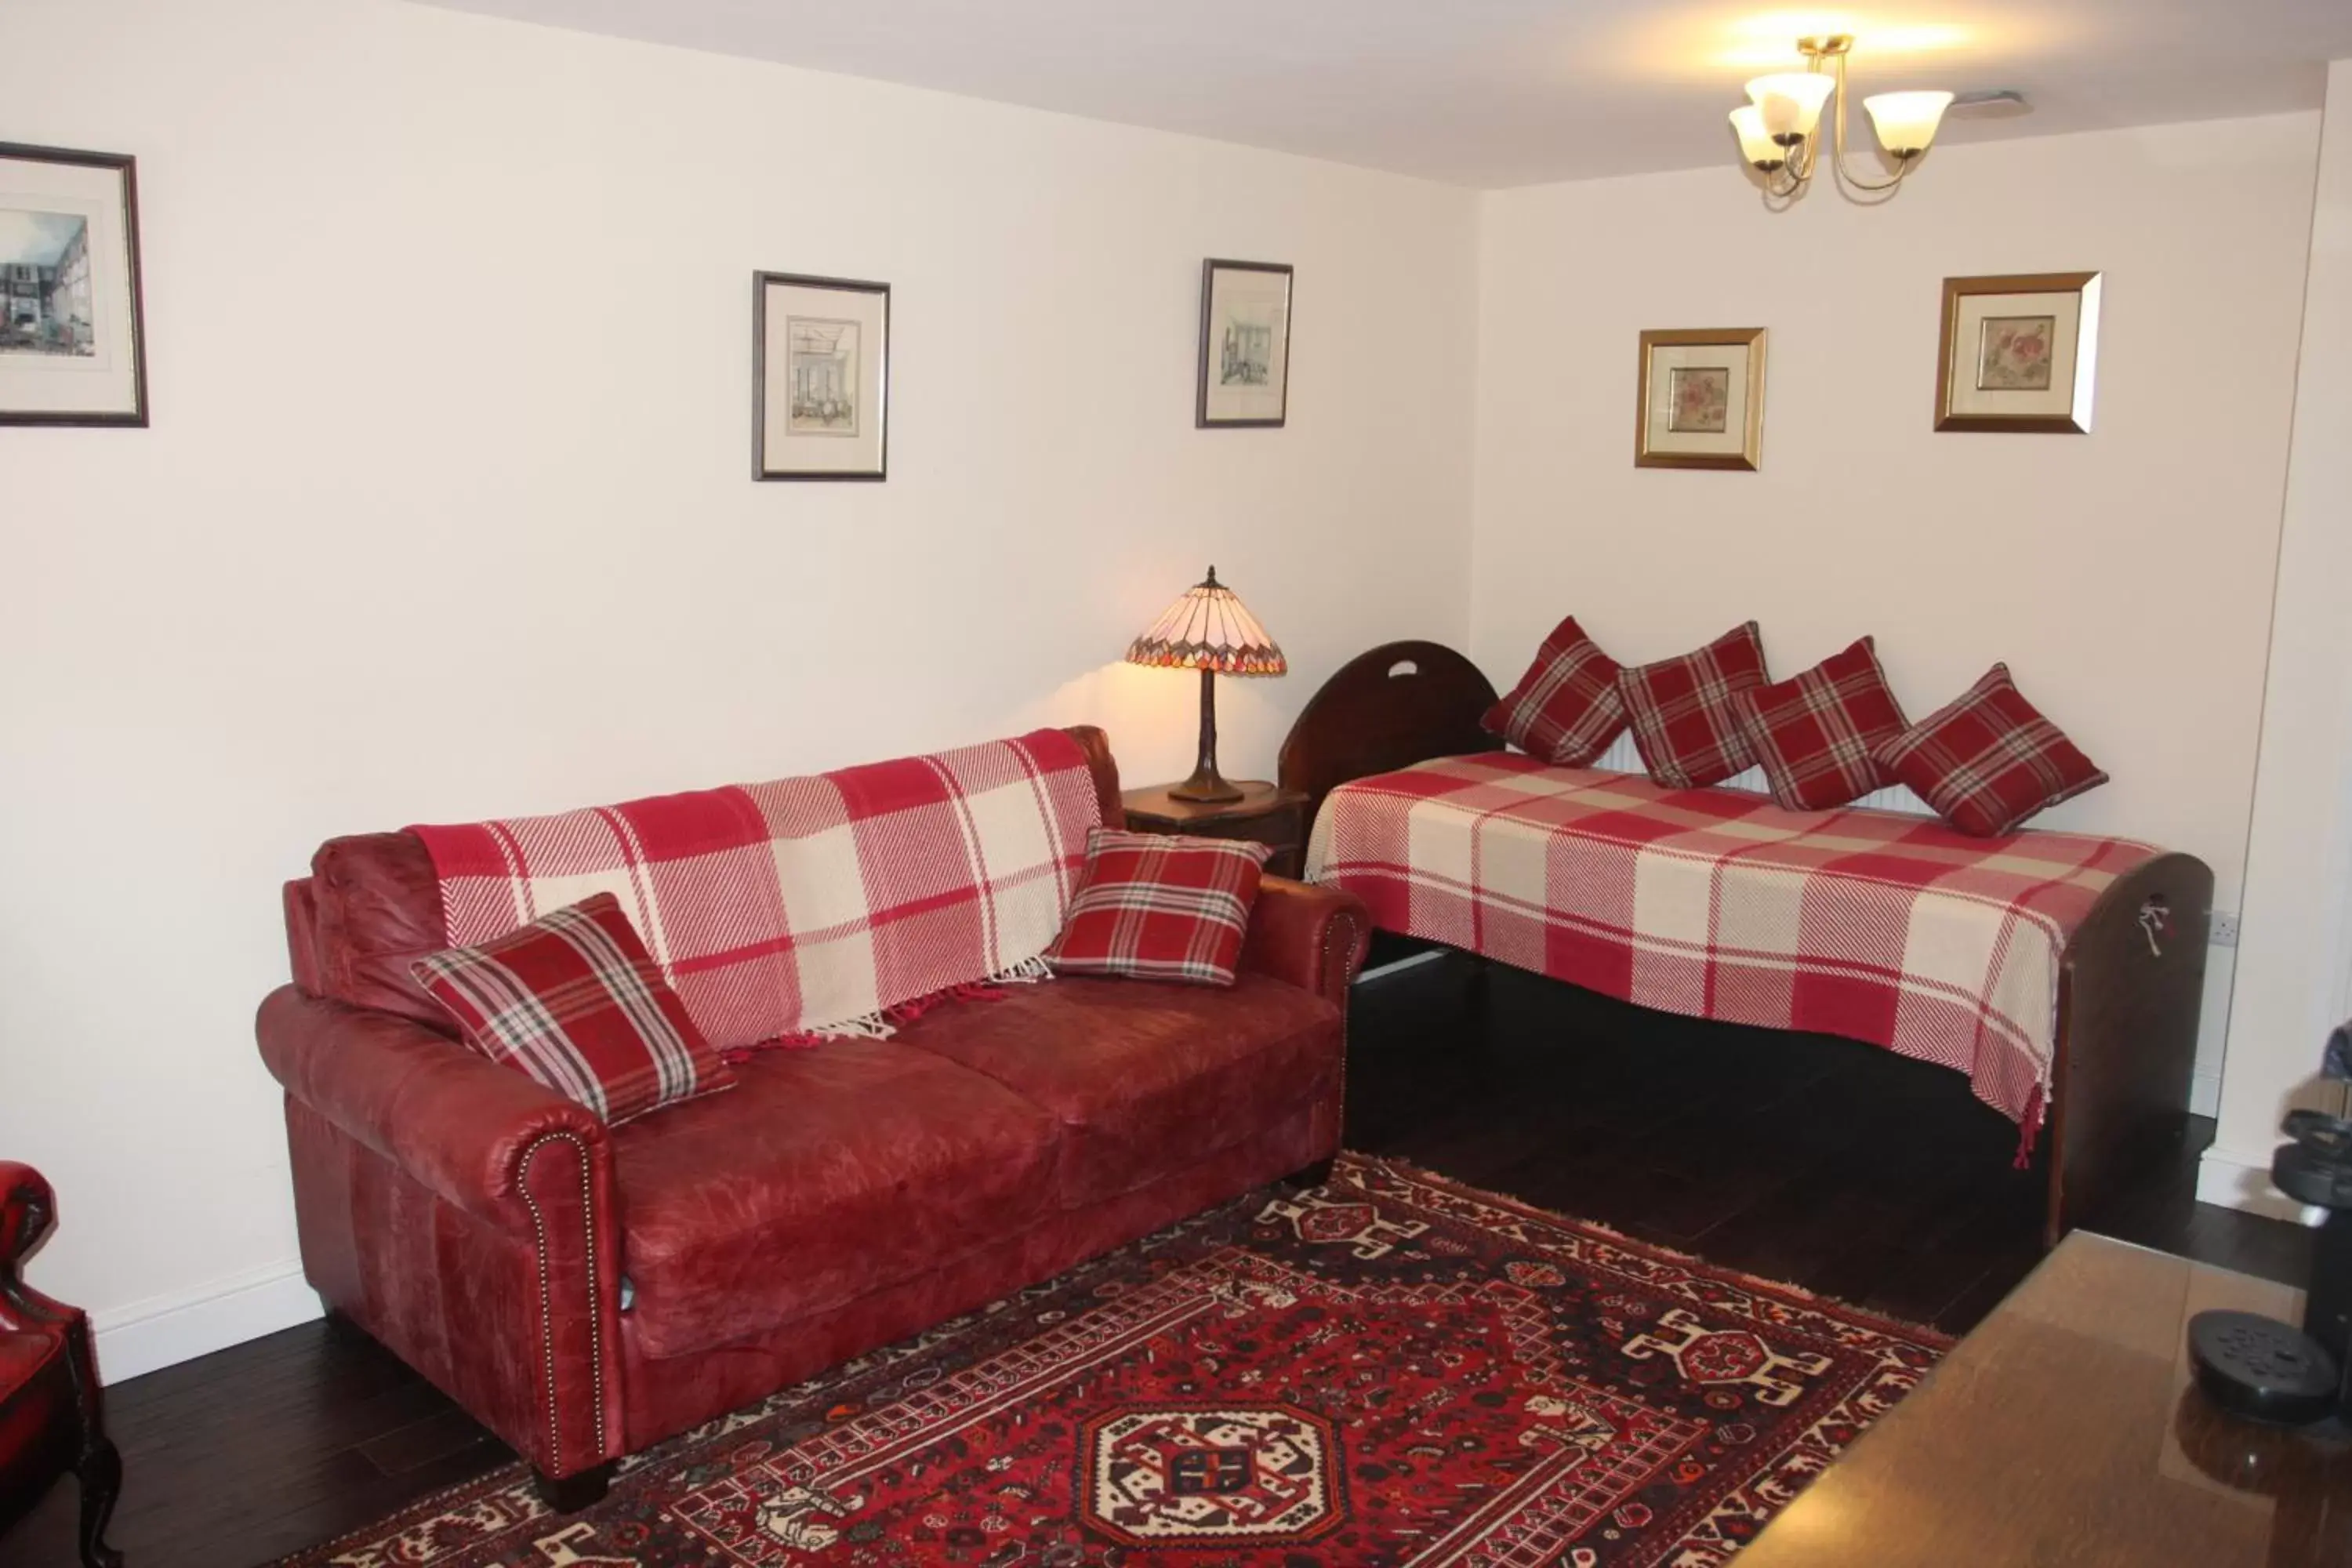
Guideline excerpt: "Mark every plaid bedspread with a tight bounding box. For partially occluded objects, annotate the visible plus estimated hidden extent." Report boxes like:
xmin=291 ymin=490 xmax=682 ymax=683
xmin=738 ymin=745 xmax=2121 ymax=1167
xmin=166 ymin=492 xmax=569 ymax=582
xmin=1305 ymin=752 xmax=2159 ymax=1140
xmin=411 ymin=729 xmax=1102 ymax=1051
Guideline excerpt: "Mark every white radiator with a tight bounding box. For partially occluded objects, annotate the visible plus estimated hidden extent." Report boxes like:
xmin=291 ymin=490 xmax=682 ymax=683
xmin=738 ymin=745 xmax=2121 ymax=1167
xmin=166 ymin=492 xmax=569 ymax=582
xmin=1588 ymin=730 xmax=1933 ymax=818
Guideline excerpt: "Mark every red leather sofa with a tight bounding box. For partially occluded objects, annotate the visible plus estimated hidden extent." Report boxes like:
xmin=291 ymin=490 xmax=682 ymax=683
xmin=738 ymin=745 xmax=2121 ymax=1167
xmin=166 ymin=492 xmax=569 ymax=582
xmin=256 ymin=727 xmax=1367 ymax=1508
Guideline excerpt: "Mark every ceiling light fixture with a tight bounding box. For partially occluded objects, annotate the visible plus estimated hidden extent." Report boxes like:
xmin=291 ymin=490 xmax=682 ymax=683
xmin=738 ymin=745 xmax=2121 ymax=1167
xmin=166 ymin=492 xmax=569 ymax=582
xmin=1729 ymin=35 xmax=1952 ymax=201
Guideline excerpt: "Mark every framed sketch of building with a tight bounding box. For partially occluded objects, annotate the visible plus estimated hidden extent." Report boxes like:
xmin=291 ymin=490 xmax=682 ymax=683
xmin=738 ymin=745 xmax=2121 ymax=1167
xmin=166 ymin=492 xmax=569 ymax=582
xmin=0 ymin=142 xmax=147 ymax=426
xmin=754 ymin=271 xmax=889 ymax=480
xmin=1196 ymin=260 xmax=1293 ymax=429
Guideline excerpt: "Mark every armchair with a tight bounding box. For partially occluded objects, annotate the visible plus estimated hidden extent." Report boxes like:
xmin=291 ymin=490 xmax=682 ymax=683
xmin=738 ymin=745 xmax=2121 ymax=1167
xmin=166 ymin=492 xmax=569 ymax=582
xmin=0 ymin=1163 xmax=123 ymax=1567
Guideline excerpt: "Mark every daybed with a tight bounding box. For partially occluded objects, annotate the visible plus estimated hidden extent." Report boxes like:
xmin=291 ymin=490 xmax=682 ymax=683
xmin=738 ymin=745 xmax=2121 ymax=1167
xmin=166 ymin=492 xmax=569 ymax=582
xmin=257 ymin=725 xmax=1367 ymax=1504
xmin=1282 ymin=641 xmax=2212 ymax=1246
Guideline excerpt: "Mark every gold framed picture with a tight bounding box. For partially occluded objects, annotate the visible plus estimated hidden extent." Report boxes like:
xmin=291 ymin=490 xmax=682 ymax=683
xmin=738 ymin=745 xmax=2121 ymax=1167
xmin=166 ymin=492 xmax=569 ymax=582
xmin=1635 ymin=328 xmax=1766 ymax=470
xmin=1935 ymin=271 xmax=2100 ymax=434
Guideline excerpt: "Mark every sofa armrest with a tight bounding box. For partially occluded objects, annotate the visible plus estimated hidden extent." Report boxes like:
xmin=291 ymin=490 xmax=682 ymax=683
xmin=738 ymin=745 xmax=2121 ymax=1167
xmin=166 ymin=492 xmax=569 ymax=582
xmin=0 ymin=1161 xmax=74 ymax=1335
xmin=256 ymin=985 xmax=608 ymax=1234
xmin=258 ymin=984 xmax=623 ymax=1478
xmin=1241 ymin=877 xmax=1370 ymax=1007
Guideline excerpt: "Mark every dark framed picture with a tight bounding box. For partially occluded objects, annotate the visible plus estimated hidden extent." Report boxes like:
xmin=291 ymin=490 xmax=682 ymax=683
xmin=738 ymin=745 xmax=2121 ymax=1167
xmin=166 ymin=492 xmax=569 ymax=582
xmin=1196 ymin=259 xmax=1293 ymax=429
xmin=1635 ymin=327 xmax=1766 ymax=470
xmin=1935 ymin=271 xmax=2100 ymax=434
xmin=0 ymin=142 xmax=147 ymax=427
xmin=754 ymin=270 xmax=889 ymax=480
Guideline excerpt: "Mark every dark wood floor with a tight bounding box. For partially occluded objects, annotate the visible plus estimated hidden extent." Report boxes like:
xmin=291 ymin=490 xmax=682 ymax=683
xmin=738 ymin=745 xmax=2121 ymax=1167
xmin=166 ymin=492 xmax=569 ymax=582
xmin=6 ymin=950 xmax=2311 ymax=1566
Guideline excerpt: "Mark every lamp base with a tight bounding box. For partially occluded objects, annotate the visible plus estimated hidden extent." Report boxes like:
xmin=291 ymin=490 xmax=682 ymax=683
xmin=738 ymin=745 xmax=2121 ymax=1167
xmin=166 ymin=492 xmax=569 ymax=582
xmin=1168 ymin=666 xmax=1243 ymax=804
xmin=1166 ymin=768 xmax=1245 ymax=805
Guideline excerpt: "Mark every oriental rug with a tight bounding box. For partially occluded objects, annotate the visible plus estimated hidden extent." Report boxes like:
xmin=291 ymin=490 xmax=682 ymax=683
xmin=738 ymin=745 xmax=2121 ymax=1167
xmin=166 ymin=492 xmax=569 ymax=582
xmin=276 ymin=1154 xmax=1947 ymax=1567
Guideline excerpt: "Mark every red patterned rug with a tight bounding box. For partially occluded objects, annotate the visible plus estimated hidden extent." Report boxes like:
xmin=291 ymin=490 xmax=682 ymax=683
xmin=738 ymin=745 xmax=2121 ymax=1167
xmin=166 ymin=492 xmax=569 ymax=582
xmin=278 ymin=1155 xmax=1947 ymax=1566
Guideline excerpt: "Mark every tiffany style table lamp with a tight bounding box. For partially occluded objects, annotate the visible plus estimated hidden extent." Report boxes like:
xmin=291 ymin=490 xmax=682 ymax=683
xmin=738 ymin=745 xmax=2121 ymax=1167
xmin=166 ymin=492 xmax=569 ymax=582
xmin=1125 ymin=565 xmax=1287 ymax=803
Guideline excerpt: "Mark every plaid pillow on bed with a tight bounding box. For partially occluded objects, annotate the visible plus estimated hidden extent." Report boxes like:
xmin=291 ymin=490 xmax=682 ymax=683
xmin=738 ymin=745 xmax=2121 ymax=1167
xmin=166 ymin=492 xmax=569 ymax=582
xmin=1047 ymin=829 xmax=1272 ymax=986
xmin=1480 ymin=614 xmax=1628 ymax=765
xmin=412 ymin=893 xmax=735 ymax=1124
xmin=1616 ymin=621 xmax=1770 ymax=789
xmin=1874 ymin=663 xmax=2107 ymax=837
xmin=1733 ymin=636 xmax=1909 ymax=811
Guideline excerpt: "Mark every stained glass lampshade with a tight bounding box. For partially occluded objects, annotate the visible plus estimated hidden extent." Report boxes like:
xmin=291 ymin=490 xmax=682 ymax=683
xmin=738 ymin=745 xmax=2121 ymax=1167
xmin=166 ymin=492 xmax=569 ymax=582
xmin=1125 ymin=565 xmax=1286 ymax=803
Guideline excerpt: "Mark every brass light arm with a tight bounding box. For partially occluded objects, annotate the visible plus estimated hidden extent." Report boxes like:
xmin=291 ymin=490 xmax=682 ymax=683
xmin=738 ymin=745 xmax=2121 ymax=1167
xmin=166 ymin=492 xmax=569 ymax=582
xmin=1824 ymin=46 xmax=1913 ymax=197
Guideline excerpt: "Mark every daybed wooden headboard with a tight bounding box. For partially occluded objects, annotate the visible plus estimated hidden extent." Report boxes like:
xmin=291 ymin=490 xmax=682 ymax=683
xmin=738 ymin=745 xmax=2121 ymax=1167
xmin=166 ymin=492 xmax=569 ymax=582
xmin=1278 ymin=640 xmax=1502 ymax=832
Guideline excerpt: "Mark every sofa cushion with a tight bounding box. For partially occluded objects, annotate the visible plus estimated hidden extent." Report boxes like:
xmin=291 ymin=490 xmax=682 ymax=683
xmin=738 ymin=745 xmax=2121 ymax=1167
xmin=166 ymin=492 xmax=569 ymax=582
xmin=1617 ymin=620 xmax=1771 ymax=789
xmin=1875 ymin=662 xmax=2107 ymax=837
xmin=612 ymin=1038 xmax=1063 ymax=1359
xmin=893 ymin=973 xmax=1341 ymax=1207
xmin=1733 ymin=636 xmax=1909 ymax=811
xmin=412 ymin=894 xmax=735 ymax=1126
xmin=1047 ymin=829 xmax=1272 ymax=987
xmin=1480 ymin=614 xmax=1627 ymax=765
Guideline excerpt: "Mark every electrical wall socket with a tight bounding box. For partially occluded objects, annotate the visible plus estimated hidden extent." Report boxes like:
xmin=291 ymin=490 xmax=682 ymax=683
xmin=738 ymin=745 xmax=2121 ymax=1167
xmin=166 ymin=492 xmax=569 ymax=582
xmin=2210 ymin=910 xmax=2240 ymax=948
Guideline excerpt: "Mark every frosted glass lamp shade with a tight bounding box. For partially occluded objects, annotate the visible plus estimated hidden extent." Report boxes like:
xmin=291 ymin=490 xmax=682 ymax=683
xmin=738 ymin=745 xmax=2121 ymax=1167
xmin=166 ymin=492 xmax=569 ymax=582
xmin=1863 ymin=90 xmax=1955 ymax=155
xmin=1746 ymin=72 xmax=1835 ymax=143
xmin=1729 ymin=106 xmax=1785 ymax=168
xmin=1126 ymin=566 xmax=1286 ymax=676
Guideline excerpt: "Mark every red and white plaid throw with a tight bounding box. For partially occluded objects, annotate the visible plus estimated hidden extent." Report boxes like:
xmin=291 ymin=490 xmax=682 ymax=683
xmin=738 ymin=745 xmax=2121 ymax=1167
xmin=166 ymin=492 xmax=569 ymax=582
xmin=410 ymin=729 xmax=1102 ymax=1052
xmin=1305 ymin=752 xmax=2159 ymax=1147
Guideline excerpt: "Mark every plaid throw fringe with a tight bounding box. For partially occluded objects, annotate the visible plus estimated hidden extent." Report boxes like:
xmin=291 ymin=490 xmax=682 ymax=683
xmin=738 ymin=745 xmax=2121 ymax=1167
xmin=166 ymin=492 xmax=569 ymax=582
xmin=1305 ymin=752 xmax=2160 ymax=1155
xmin=411 ymin=729 xmax=1102 ymax=1052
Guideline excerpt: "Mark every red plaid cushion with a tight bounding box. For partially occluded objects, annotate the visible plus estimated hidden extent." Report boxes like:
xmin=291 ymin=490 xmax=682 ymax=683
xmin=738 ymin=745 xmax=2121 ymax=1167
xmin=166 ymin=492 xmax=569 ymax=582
xmin=411 ymin=893 xmax=735 ymax=1125
xmin=1874 ymin=664 xmax=2108 ymax=837
xmin=1046 ymin=829 xmax=1272 ymax=986
xmin=1733 ymin=637 xmax=1910 ymax=811
xmin=1480 ymin=615 xmax=1627 ymax=765
xmin=1615 ymin=622 xmax=1770 ymax=789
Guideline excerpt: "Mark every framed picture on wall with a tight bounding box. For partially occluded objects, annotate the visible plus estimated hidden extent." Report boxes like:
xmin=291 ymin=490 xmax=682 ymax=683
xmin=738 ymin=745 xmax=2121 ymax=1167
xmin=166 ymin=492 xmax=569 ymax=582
xmin=1935 ymin=271 xmax=2101 ymax=434
xmin=754 ymin=270 xmax=890 ymax=480
xmin=0 ymin=141 xmax=148 ymax=427
xmin=1635 ymin=327 xmax=1766 ymax=470
xmin=1196 ymin=259 xmax=1293 ymax=428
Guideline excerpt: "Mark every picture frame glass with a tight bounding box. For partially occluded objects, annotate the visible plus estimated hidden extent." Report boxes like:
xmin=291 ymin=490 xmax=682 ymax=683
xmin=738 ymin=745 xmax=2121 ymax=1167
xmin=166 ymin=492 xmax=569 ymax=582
xmin=0 ymin=147 xmax=142 ymax=423
xmin=1643 ymin=342 xmax=1753 ymax=458
xmin=758 ymin=274 xmax=887 ymax=478
xmin=1200 ymin=264 xmax=1290 ymax=425
xmin=1945 ymin=289 xmax=2084 ymax=420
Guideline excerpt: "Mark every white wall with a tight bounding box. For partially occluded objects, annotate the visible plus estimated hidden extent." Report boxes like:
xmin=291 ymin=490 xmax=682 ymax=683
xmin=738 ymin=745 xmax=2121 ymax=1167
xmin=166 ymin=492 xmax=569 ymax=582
xmin=2203 ymin=62 xmax=2352 ymax=1218
xmin=0 ymin=0 xmax=1479 ymax=1377
xmin=1471 ymin=116 xmax=2322 ymax=1109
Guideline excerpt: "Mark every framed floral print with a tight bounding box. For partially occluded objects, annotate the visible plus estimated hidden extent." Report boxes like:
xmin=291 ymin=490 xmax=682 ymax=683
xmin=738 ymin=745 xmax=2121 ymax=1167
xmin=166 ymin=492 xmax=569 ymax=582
xmin=1196 ymin=259 xmax=1293 ymax=428
xmin=1935 ymin=271 xmax=2100 ymax=434
xmin=754 ymin=270 xmax=890 ymax=480
xmin=1635 ymin=328 xmax=1766 ymax=470
xmin=0 ymin=142 xmax=148 ymax=427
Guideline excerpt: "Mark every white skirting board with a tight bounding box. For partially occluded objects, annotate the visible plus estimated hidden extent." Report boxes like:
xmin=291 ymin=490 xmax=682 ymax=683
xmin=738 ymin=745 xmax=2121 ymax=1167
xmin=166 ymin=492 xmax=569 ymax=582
xmin=91 ymin=1260 xmax=323 ymax=1385
xmin=2197 ymin=1145 xmax=2327 ymax=1225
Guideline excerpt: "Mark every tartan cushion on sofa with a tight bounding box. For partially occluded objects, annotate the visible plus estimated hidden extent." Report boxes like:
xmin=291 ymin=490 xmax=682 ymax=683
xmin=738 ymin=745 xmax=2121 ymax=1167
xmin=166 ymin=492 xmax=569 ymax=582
xmin=1480 ymin=614 xmax=1627 ymax=765
xmin=1047 ymin=829 xmax=1272 ymax=986
xmin=411 ymin=893 xmax=735 ymax=1124
xmin=1616 ymin=621 xmax=1770 ymax=789
xmin=1734 ymin=636 xmax=1910 ymax=811
xmin=1874 ymin=663 xmax=2107 ymax=837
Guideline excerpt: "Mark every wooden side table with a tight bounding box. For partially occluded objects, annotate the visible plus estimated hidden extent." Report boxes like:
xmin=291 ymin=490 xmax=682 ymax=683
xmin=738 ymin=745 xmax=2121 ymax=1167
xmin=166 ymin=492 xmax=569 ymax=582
xmin=1122 ymin=782 xmax=1310 ymax=880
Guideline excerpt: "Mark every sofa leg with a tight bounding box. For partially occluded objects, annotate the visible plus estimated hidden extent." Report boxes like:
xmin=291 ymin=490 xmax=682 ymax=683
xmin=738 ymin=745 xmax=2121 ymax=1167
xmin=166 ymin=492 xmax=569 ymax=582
xmin=75 ymin=1435 xmax=124 ymax=1568
xmin=321 ymin=1306 xmax=373 ymax=1345
xmin=1285 ymin=1156 xmax=1336 ymax=1192
xmin=533 ymin=1461 xmax=614 ymax=1514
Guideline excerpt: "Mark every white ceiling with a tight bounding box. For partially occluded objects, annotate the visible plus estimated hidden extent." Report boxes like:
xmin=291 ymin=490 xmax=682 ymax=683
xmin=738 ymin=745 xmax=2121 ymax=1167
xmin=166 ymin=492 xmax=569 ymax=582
xmin=412 ymin=1 xmax=2352 ymax=187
